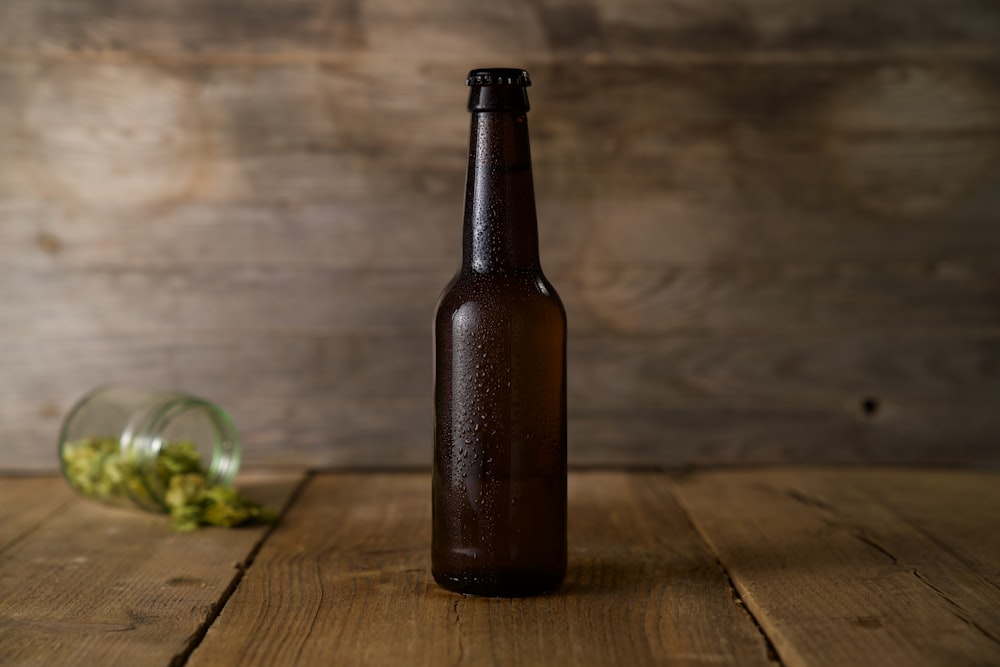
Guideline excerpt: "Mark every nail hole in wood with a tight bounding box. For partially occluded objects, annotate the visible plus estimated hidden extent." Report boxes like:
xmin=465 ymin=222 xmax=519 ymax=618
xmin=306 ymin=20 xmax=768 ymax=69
xmin=861 ymin=397 xmax=880 ymax=417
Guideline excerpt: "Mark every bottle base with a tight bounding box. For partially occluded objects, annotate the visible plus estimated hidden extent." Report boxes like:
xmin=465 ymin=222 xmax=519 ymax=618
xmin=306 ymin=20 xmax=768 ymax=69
xmin=432 ymin=567 xmax=565 ymax=598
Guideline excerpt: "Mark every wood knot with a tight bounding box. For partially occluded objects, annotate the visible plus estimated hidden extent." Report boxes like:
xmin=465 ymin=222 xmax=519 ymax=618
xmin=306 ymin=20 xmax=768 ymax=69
xmin=860 ymin=397 xmax=880 ymax=418
xmin=37 ymin=232 xmax=63 ymax=255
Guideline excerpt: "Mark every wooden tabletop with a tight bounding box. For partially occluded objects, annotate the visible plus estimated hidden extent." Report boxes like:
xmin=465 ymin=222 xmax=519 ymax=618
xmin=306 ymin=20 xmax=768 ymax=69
xmin=1 ymin=468 xmax=997 ymax=666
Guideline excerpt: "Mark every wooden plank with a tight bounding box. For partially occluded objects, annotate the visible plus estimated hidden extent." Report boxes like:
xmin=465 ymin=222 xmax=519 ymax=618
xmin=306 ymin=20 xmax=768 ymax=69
xmin=0 ymin=1 xmax=548 ymax=61
xmin=2 ymin=58 xmax=998 ymax=244
xmin=569 ymin=404 xmax=1000 ymax=468
xmin=146 ymin=396 xmax=1000 ymax=469
xmin=848 ymin=470 xmax=1000 ymax=591
xmin=0 ymin=471 xmax=304 ymax=667
xmin=4 ymin=191 xmax=1000 ymax=273
xmin=0 ymin=3 xmax=998 ymax=475
xmin=1 ymin=0 xmax=997 ymax=59
xmin=0 ymin=0 xmax=371 ymax=58
xmin=0 ymin=200 xmax=465 ymax=271
xmin=2 ymin=59 xmax=999 ymax=263
xmin=187 ymin=472 xmax=775 ymax=666
xmin=569 ymin=331 xmax=1000 ymax=407
xmin=673 ymin=469 xmax=1000 ymax=667
xmin=0 ymin=334 xmax=430 ymax=407
xmin=0 ymin=267 xmax=446 ymax=337
xmin=776 ymin=470 xmax=1000 ymax=640
xmin=565 ymin=261 xmax=1000 ymax=335
xmin=0 ymin=59 xmax=464 ymax=207
xmin=587 ymin=0 xmax=1000 ymax=57
xmin=0 ymin=477 xmax=74 ymax=554
xmin=3 ymin=330 xmax=997 ymax=407
xmin=0 ymin=261 xmax=996 ymax=341
xmin=9 ymin=397 xmax=1000 ymax=474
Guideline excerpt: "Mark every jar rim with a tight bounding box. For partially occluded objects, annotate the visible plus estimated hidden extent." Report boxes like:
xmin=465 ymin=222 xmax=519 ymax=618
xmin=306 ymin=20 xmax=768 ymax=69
xmin=133 ymin=396 xmax=242 ymax=508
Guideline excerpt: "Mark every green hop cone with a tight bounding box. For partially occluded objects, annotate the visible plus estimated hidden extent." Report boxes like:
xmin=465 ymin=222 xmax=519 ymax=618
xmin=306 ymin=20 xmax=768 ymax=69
xmin=62 ymin=437 xmax=275 ymax=532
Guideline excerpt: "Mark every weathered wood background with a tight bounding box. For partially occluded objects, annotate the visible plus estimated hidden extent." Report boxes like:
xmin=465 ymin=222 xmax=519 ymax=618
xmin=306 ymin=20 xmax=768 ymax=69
xmin=1 ymin=0 xmax=999 ymax=471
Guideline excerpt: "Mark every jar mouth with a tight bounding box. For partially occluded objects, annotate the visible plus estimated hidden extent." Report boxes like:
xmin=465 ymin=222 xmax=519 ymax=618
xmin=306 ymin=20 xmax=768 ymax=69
xmin=130 ymin=397 xmax=242 ymax=511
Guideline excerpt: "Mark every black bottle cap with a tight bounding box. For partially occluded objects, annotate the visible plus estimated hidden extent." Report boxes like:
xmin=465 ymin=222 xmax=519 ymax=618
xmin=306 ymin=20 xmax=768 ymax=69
xmin=466 ymin=68 xmax=531 ymax=87
xmin=466 ymin=68 xmax=531 ymax=112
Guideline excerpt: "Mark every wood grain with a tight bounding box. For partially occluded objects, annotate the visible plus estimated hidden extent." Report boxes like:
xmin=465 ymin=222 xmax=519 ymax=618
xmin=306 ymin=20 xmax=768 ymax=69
xmin=1 ymin=469 xmax=999 ymax=666
xmin=1 ymin=0 xmax=999 ymax=470
xmin=673 ymin=469 xmax=1000 ymax=667
xmin=0 ymin=477 xmax=75 ymax=554
xmin=3 ymin=185 xmax=1000 ymax=274
xmin=848 ymin=470 xmax=1000 ymax=591
xmin=1 ymin=261 xmax=996 ymax=340
xmin=0 ymin=472 xmax=304 ymax=667
xmin=1 ymin=0 xmax=998 ymax=59
xmin=187 ymin=472 xmax=775 ymax=666
xmin=4 ymin=329 xmax=996 ymax=406
xmin=3 ymin=328 xmax=999 ymax=471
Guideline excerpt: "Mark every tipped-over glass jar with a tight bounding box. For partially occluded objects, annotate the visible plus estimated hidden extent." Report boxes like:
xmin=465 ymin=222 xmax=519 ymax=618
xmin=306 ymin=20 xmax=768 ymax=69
xmin=58 ymin=386 xmax=242 ymax=513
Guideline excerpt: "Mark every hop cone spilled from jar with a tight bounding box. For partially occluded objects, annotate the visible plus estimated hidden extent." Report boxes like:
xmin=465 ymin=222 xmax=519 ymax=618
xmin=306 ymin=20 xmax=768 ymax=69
xmin=62 ymin=437 xmax=276 ymax=532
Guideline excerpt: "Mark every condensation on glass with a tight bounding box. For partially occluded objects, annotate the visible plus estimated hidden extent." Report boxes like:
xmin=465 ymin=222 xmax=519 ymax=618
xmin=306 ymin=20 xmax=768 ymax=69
xmin=432 ymin=68 xmax=568 ymax=597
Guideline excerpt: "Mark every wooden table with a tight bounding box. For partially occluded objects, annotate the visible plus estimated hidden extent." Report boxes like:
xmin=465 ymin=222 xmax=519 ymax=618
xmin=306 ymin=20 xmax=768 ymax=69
xmin=1 ymin=468 xmax=997 ymax=666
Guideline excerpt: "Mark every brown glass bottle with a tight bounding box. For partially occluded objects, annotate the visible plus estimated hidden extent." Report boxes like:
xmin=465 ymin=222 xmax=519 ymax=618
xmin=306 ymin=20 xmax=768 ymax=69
xmin=432 ymin=68 xmax=567 ymax=597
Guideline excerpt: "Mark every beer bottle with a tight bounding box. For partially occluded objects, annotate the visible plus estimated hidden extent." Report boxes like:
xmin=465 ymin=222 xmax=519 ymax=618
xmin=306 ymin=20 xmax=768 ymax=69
xmin=432 ymin=68 xmax=567 ymax=597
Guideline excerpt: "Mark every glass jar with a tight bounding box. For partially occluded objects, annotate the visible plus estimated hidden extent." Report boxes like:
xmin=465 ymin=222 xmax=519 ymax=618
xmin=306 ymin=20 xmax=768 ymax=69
xmin=58 ymin=386 xmax=241 ymax=512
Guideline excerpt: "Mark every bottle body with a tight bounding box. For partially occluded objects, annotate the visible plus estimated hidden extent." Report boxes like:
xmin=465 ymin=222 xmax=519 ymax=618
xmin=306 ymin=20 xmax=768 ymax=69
xmin=58 ymin=386 xmax=241 ymax=512
xmin=432 ymin=69 xmax=567 ymax=597
xmin=433 ymin=272 xmax=567 ymax=596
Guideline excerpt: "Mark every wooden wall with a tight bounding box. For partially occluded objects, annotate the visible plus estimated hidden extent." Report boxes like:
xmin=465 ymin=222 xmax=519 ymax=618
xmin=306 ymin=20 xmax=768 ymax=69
xmin=1 ymin=1 xmax=999 ymax=471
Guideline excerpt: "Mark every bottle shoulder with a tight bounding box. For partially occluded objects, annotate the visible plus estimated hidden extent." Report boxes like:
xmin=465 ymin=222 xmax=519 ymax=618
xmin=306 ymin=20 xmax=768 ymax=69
xmin=438 ymin=268 xmax=562 ymax=302
xmin=435 ymin=268 xmax=565 ymax=321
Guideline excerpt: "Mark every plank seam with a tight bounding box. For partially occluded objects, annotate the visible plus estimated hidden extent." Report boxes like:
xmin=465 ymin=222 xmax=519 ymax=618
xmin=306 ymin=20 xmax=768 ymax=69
xmin=788 ymin=481 xmax=1000 ymax=650
xmin=668 ymin=476 xmax=785 ymax=665
xmin=451 ymin=598 xmax=466 ymax=665
xmin=910 ymin=568 xmax=1000 ymax=647
xmin=168 ymin=471 xmax=316 ymax=667
xmin=898 ymin=519 xmax=1000 ymax=596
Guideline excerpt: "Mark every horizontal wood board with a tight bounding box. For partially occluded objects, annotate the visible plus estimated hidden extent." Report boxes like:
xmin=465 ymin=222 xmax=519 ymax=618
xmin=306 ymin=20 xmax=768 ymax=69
xmin=188 ymin=471 xmax=776 ymax=666
xmin=3 ymin=469 xmax=998 ymax=666
xmin=0 ymin=472 xmax=305 ymax=667
xmin=674 ymin=468 xmax=1000 ymax=666
xmin=1 ymin=0 xmax=1000 ymax=469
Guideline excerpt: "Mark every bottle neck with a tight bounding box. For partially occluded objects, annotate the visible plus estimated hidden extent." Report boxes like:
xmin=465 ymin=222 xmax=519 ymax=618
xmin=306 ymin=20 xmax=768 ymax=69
xmin=462 ymin=110 xmax=540 ymax=273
